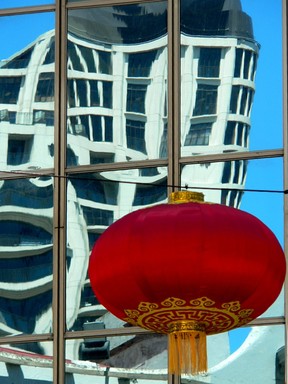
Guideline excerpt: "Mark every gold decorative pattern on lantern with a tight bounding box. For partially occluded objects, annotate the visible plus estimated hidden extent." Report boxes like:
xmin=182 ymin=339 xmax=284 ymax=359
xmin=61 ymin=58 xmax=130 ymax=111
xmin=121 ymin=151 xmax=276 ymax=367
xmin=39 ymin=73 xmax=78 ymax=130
xmin=124 ymin=297 xmax=254 ymax=334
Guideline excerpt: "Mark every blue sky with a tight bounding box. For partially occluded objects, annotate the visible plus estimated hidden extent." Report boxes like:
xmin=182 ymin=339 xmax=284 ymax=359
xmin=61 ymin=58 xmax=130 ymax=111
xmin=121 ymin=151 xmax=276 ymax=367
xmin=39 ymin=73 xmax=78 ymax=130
xmin=230 ymin=0 xmax=283 ymax=352
xmin=239 ymin=0 xmax=283 ymax=245
xmin=0 ymin=0 xmax=53 ymax=8
xmin=242 ymin=0 xmax=282 ymax=150
xmin=0 ymin=12 xmax=54 ymax=61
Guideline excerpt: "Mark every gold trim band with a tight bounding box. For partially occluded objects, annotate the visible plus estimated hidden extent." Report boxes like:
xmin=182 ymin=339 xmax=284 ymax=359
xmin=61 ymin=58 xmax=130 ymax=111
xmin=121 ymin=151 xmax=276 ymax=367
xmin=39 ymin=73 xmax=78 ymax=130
xmin=123 ymin=296 xmax=254 ymax=334
xmin=168 ymin=320 xmax=205 ymax=333
xmin=168 ymin=191 xmax=204 ymax=204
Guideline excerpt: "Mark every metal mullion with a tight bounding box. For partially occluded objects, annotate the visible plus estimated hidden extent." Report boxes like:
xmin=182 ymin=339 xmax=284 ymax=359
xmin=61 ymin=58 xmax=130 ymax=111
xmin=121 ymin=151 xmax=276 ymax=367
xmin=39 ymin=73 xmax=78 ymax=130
xmin=167 ymin=0 xmax=180 ymax=197
xmin=65 ymin=326 xmax=151 ymax=340
xmin=282 ymin=0 xmax=288 ymax=383
xmin=0 ymin=5 xmax=55 ymax=16
xmin=53 ymin=0 xmax=67 ymax=383
xmin=64 ymin=316 xmax=286 ymax=342
xmin=0 ymin=168 xmax=54 ymax=180
xmin=64 ymin=149 xmax=284 ymax=177
xmin=180 ymin=148 xmax=284 ymax=165
xmin=0 ymin=333 xmax=53 ymax=345
xmin=167 ymin=2 xmax=181 ymax=383
xmin=66 ymin=0 xmax=159 ymax=10
xmin=0 ymin=148 xmax=282 ymax=181
xmin=66 ymin=159 xmax=168 ymax=174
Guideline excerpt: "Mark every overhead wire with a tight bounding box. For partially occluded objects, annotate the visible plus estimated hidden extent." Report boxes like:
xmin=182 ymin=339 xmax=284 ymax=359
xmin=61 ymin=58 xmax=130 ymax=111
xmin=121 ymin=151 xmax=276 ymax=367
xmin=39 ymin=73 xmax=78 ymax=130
xmin=0 ymin=169 xmax=286 ymax=195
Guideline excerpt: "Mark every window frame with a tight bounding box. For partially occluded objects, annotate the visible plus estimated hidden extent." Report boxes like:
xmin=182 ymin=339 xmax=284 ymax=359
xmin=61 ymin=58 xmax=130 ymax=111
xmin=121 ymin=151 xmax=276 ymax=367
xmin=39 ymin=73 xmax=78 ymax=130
xmin=0 ymin=1 xmax=286 ymax=384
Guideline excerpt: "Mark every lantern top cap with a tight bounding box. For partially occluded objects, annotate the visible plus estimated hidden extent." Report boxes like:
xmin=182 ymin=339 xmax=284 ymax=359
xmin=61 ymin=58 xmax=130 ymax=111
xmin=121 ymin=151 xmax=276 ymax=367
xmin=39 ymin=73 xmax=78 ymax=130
xmin=168 ymin=191 xmax=204 ymax=204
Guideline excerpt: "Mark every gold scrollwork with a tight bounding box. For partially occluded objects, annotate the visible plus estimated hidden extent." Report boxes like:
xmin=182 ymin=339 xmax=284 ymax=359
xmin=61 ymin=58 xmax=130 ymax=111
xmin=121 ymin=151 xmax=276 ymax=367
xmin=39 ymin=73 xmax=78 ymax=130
xmin=123 ymin=296 xmax=254 ymax=334
xmin=190 ymin=297 xmax=215 ymax=307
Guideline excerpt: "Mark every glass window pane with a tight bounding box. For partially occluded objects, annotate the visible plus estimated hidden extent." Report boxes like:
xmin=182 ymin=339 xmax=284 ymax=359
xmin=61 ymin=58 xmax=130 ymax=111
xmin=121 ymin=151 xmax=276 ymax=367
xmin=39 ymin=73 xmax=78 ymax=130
xmin=126 ymin=119 xmax=147 ymax=154
xmin=0 ymin=177 xmax=53 ymax=336
xmin=181 ymin=0 xmax=282 ymax=157
xmin=207 ymin=325 xmax=284 ymax=383
xmin=241 ymin=157 xmax=284 ymax=318
xmin=128 ymin=50 xmax=157 ymax=77
xmin=0 ymin=1 xmax=54 ymax=7
xmin=0 ymin=342 xmax=53 ymax=381
xmin=126 ymin=84 xmax=147 ymax=114
xmin=67 ymin=3 xmax=168 ymax=166
xmin=242 ymin=0 xmax=282 ymax=150
xmin=198 ymin=47 xmax=221 ymax=77
xmin=193 ymin=84 xmax=218 ymax=116
xmin=66 ymin=325 xmax=284 ymax=382
xmin=0 ymin=14 xmax=55 ymax=60
xmin=0 ymin=13 xmax=55 ymax=170
xmin=66 ymin=168 xmax=167 ymax=331
xmin=184 ymin=122 xmax=212 ymax=146
xmin=181 ymin=157 xmax=284 ymax=317
xmin=66 ymin=337 xmax=168 ymax=381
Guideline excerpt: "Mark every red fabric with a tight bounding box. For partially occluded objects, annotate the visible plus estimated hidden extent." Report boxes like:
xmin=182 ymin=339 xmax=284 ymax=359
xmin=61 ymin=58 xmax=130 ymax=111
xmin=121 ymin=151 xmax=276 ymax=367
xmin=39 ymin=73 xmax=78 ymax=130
xmin=89 ymin=202 xmax=286 ymax=334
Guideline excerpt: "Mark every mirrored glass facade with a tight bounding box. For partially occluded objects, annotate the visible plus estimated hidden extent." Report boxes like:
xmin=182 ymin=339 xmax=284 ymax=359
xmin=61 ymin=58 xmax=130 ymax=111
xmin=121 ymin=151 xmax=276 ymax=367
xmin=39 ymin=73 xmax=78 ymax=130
xmin=0 ymin=342 xmax=53 ymax=381
xmin=0 ymin=13 xmax=55 ymax=171
xmin=0 ymin=0 xmax=286 ymax=383
xmin=67 ymin=3 xmax=168 ymax=165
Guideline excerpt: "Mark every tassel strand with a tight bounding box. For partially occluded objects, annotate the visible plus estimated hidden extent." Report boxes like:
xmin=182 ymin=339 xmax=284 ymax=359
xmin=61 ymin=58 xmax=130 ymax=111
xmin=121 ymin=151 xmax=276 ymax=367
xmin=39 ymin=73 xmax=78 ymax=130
xmin=168 ymin=322 xmax=207 ymax=376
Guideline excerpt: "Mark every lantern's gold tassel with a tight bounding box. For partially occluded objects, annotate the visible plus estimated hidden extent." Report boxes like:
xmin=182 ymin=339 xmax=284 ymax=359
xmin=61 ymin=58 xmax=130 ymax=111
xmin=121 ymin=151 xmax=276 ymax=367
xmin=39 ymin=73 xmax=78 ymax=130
xmin=168 ymin=322 xmax=207 ymax=376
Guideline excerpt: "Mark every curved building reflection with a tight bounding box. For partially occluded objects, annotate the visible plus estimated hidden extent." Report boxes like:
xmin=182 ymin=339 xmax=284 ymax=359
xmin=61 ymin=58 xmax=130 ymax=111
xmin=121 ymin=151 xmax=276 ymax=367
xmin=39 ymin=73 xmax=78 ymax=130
xmin=0 ymin=1 xmax=278 ymax=382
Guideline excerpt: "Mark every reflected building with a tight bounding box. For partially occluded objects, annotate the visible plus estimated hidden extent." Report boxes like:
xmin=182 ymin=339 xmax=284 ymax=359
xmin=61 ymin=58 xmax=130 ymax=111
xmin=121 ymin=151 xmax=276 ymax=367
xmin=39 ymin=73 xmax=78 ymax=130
xmin=0 ymin=1 xmax=282 ymax=383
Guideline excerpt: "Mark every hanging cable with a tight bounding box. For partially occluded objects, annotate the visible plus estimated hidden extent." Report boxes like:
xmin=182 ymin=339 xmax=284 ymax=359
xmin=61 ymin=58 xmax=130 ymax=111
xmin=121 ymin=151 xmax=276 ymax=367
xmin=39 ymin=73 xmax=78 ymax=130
xmin=0 ymin=169 xmax=286 ymax=194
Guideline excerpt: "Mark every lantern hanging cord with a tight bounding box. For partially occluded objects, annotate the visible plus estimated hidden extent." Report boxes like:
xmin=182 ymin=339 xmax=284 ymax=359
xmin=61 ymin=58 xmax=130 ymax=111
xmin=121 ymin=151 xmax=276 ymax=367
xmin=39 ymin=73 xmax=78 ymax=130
xmin=0 ymin=169 xmax=287 ymax=194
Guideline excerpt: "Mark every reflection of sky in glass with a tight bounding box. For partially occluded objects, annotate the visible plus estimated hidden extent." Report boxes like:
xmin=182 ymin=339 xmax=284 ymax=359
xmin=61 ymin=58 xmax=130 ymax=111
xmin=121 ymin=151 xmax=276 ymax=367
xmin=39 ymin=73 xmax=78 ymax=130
xmin=242 ymin=0 xmax=282 ymax=150
xmin=229 ymin=327 xmax=251 ymax=353
xmin=241 ymin=157 xmax=283 ymax=246
xmin=239 ymin=0 xmax=284 ymax=269
xmin=0 ymin=0 xmax=54 ymax=7
xmin=0 ymin=1 xmax=282 ymax=148
xmin=0 ymin=13 xmax=54 ymax=61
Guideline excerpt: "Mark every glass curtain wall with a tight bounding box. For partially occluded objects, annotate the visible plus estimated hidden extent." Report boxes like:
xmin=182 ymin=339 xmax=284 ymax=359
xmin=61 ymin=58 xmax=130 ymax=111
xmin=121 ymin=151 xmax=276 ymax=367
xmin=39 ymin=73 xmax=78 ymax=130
xmin=0 ymin=0 xmax=286 ymax=383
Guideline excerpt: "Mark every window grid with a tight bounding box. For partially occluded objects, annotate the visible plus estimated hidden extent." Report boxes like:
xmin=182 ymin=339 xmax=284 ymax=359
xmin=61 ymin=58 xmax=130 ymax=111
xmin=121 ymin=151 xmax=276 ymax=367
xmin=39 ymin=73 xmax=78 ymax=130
xmin=0 ymin=1 xmax=285 ymax=384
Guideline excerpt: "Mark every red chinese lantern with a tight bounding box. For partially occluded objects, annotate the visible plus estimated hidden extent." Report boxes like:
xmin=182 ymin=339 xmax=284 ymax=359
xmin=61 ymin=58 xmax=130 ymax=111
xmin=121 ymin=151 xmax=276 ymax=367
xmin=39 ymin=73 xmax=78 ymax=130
xmin=89 ymin=191 xmax=286 ymax=375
